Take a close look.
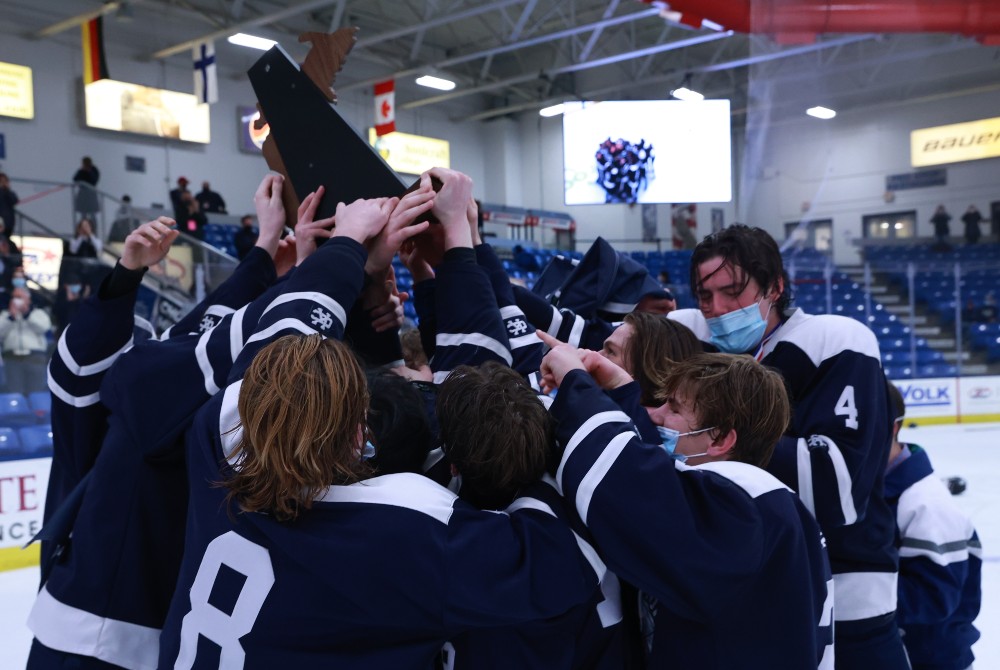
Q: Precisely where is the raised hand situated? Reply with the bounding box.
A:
[365,187,434,276]
[121,217,180,271]
[294,186,336,266]
[425,167,474,250]
[332,197,396,246]
[252,173,285,258]
[467,197,482,246]
[537,329,587,393]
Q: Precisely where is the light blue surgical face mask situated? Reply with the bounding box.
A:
[11,278,26,288]
[706,299,770,354]
[362,440,376,460]
[655,425,715,462]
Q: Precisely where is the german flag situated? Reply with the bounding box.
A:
[82,17,109,85]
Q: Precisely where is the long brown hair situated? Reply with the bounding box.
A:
[225,334,371,521]
[623,312,701,405]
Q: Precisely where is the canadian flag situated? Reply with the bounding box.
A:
[374,80,396,136]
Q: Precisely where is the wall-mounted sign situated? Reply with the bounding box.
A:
[125,155,146,173]
[0,62,34,120]
[886,169,947,191]
[367,129,449,175]
[911,116,1000,167]
[84,79,210,143]
[238,105,269,154]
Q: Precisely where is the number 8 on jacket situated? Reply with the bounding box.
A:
[175,532,275,670]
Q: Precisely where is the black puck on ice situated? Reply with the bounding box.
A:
[945,477,967,496]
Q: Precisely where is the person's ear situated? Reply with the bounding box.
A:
[769,275,785,304]
[706,428,737,459]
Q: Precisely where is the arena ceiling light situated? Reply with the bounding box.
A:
[539,103,566,117]
[671,86,705,101]
[415,75,456,91]
[227,33,277,51]
[806,106,837,119]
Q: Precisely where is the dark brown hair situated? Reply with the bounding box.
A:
[225,334,371,521]
[690,224,792,313]
[436,362,552,510]
[622,312,701,405]
[655,353,790,468]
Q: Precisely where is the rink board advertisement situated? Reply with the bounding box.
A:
[891,376,1000,425]
[0,457,49,572]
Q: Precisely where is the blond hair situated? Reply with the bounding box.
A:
[225,334,371,521]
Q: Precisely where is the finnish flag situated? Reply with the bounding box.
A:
[193,41,218,105]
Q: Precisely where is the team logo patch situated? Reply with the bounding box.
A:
[505,316,529,338]
[199,314,221,333]
[311,307,334,331]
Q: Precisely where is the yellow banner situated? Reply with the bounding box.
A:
[911,116,1000,167]
[0,62,34,120]
[368,129,450,176]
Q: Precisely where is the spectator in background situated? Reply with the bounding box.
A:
[169,176,190,224]
[233,214,257,260]
[931,204,951,249]
[961,205,982,245]
[0,286,52,393]
[884,382,981,670]
[179,192,206,241]
[195,181,227,214]
[53,271,91,337]
[109,195,142,242]
[72,156,101,226]
[0,172,18,236]
[68,218,102,258]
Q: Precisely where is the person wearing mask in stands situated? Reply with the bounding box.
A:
[0,286,51,393]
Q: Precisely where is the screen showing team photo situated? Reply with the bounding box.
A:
[562,99,732,205]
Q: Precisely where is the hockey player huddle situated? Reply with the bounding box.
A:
[27,168,980,670]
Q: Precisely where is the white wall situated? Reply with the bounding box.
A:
[741,88,1000,264]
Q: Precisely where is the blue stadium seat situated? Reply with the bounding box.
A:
[0,427,21,461]
[28,391,51,420]
[18,425,53,457]
[0,393,36,427]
